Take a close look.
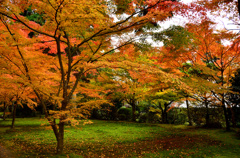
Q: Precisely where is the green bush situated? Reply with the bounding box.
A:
[146,112,155,123]
[191,107,224,126]
[91,103,113,120]
[167,109,187,125]
[138,113,148,123]
[153,113,161,123]
[175,113,187,125]
[118,114,127,120]
[117,107,132,120]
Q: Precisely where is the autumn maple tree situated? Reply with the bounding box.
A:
[151,12,240,129]
[96,44,159,121]
[0,0,189,154]
[161,19,240,130]
[0,19,38,128]
[184,20,240,130]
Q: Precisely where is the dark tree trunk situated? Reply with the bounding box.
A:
[35,92,66,155]
[205,99,210,126]
[127,97,137,122]
[161,110,165,123]
[220,69,230,131]
[223,105,230,131]
[41,103,45,115]
[161,104,168,124]
[55,99,68,154]
[159,102,171,124]
[222,96,230,131]
[162,111,168,124]
[11,102,17,129]
[131,102,136,122]
[186,97,192,126]
[231,106,236,128]
[164,103,169,123]
[56,121,64,154]
[159,103,165,123]
[3,102,7,120]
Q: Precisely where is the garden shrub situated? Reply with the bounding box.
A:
[118,114,127,120]
[146,111,155,123]
[152,113,161,123]
[91,103,113,120]
[167,109,187,125]
[138,113,148,123]
[175,113,187,125]
[117,107,132,120]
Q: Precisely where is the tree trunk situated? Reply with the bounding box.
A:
[56,121,64,154]
[41,103,45,115]
[186,98,192,126]
[223,105,230,131]
[131,102,136,122]
[11,102,17,129]
[205,99,210,126]
[3,102,7,120]
[159,103,165,123]
[162,108,168,124]
[159,102,169,124]
[220,69,230,131]
[162,111,168,124]
[164,103,168,124]
[222,97,230,131]
[35,92,65,154]
[56,99,67,154]
[231,106,236,128]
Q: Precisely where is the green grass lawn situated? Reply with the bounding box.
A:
[0,118,240,158]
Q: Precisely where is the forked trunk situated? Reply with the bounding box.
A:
[159,103,168,124]
[36,93,66,154]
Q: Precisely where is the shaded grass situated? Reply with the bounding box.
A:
[0,118,240,158]
[0,117,48,127]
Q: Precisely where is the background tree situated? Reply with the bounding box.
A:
[227,68,240,127]
[148,90,182,123]
[185,20,240,130]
